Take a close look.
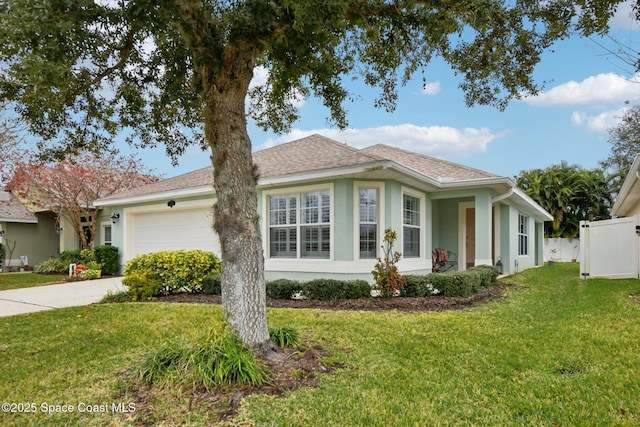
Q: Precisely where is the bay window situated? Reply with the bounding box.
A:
[269,189,331,259]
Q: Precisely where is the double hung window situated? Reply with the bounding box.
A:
[359,188,378,259]
[403,194,421,258]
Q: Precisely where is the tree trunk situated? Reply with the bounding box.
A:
[201,52,272,356]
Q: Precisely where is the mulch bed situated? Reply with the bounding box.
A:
[153,281,516,312]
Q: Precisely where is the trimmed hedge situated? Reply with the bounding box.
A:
[303,279,372,300]
[402,265,499,298]
[266,279,303,299]
[124,250,221,295]
[202,273,221,295]
[401,275,439,297]
[264,278,371,300]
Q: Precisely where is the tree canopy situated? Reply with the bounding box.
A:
[600,104,640,197]
[4,151,158,249]
[0,0,627,353]
[516,162,612,238]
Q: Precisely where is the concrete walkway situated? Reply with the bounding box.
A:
[0,276,126,317]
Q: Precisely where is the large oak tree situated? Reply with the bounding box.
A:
[0,0,625,355]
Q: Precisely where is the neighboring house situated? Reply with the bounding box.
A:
[0,191,57,269]
[611,153,640,218]
[95,134,552,280]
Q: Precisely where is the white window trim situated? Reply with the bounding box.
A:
[263,183,334,261]
[100,221,112,246]
[353,182,385,261]
[518,212,529,256]
[400,186,425,260]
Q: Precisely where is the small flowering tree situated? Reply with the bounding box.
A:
[372,228,406,298]
[4,151,158,249]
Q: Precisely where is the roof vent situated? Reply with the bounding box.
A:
[0,192,10,201]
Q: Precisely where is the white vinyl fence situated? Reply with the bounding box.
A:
[579,216,640,279]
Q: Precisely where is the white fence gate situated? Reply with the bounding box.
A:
[579,216,640,279]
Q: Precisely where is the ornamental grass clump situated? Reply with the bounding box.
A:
[269,326,300,348]
[138,326,270,391]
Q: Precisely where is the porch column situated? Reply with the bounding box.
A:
[475,190,493,266]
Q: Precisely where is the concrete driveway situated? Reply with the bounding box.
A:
[0,276,126,317]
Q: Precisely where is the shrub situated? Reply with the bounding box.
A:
[35,258,68,274]
[429,271,475,297]
[269,326,300,348]
[468,265,499,287]
[402,275,440,297]
[201,273,221,295]
[59,250,83,264]
[122,271,164,301]
[372,228,406,297]
[303,279,371,300]
[124,250,221,294]
[139,327,270,390]
[94,245,120,275]
[266,279,303,300]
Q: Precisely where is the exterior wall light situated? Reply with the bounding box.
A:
[110,213,120,224]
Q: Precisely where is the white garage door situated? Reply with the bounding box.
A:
[133,208,221,256]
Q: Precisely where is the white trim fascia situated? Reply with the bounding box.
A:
[511,188,553,221]
[612,153,640,216]
[438,176,514,189]
[95,186,215,207]
[0,217,38,224]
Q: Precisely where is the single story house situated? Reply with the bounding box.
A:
[95,134,552,281]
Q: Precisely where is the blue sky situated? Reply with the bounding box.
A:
[135,2,640,180]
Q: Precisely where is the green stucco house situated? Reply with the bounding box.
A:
[96,134,552,280]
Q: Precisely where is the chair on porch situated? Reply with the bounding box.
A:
[432,248,457,272]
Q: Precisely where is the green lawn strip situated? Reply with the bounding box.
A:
[238,264,640,426]
[2,264,640,426]
[0,273,68,291]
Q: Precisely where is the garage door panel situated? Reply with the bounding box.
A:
[133,208,220,256]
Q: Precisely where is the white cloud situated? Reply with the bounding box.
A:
[521,73,640,107]
[257,124,509,158]
[571,106,630,134]
[421,82,441,96]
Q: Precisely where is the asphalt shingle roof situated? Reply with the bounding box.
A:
[100,134,502,201]
[360,144,497,181]
[0,192,37,222]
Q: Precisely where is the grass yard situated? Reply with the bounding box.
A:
[1,263,640,426]
[0,273,68,291]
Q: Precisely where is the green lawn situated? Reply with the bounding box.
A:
[1,263,640,426]
[0,273,68,291]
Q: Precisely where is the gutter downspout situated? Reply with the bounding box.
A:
[491,187,514,204]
